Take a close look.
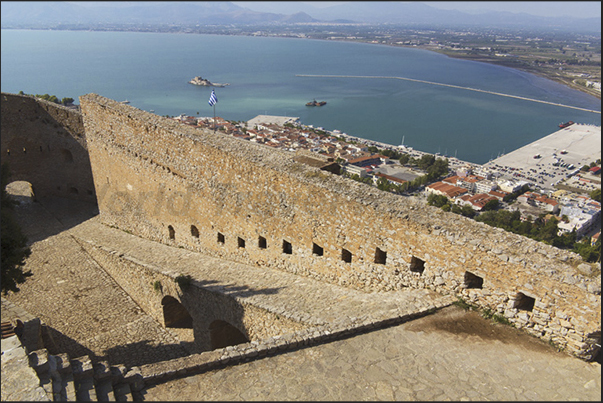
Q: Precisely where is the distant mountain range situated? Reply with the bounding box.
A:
[1,1,600,32]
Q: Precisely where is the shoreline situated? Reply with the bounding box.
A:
[410,47,601,101]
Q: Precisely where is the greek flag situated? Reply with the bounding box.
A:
[208,90,218,107]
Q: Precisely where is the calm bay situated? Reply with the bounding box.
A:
[1,29,600,164]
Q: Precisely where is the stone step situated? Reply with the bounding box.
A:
[28,349,54,398]
[112,382,133,402]
[94,361,116,402]
[48,354,64,401]
[41,352,75,401]
[25,348,138,402]
[70,355,98,401]
[71,355,94,381]
[28,348,50,375]
[94,378,117,402]
[75,377,98,401]
[1,321,16,338]
[61,371,77,401]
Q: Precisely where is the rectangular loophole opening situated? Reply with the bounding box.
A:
[312,243,324,256]
[341,248,352,263]
[238,237,246,248]
[258,236,267,249]
[217,232,225,244]
[409,256,425,274]
[374,248,387,265]
[464,271,483,289]
[282,240,292,255]
[514,292,535,312]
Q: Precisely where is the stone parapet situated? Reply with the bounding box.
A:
[78,93,600,360]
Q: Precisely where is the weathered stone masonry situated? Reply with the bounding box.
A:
[1,93,96,203]
[76,237,310,353]
[1,92,599,361]
[77,94,600,360]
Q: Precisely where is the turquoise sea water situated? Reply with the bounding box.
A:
[1,29,600,164]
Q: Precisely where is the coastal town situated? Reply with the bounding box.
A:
[171,112,601,247]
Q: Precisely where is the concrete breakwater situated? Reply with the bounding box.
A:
[296,74,602,114]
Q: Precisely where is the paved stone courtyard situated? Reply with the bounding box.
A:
[142,307,601,401]
[3,196,601,401]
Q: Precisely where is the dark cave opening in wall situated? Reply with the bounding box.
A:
[410,256,425,274]
[375,247,387,264]
[209,320,249,350]
[312,242,324,256]
[162,295,193,329]
[191,225,200,238]
[342,248,352,263]
[464,271,484,289]
[514,292,535,312]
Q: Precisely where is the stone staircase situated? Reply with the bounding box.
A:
[28,349,144,401]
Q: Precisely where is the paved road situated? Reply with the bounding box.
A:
[142,306,601,401]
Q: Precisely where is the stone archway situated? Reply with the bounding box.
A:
[5,180,36,205]
[161,295,193,328]
[209,320,249,350]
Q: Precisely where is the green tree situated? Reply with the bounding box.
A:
[376,176,394,192]
[589,188,601,203]
[427,193,449,208]
[573,237,600,263]
[399,154,410,165]
[417,154,435,170]
[459,204,476,218]
[1,164,32,295]
[482,199,500,211]
[553,229,576,249]
[536,217,559,244]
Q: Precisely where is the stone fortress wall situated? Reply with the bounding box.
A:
[0,93,96,203]
[1,92,599,361]
[78,94,600,360]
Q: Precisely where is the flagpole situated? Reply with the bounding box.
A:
[208,88,218,132]
[213,87,217,132]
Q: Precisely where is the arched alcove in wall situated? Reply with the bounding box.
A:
[209,319,249,350]
[161,295,193,328]
[4,180,36,205]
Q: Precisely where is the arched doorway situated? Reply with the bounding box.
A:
[5,180,36,205]
[209,320,249,350]
[161,296,193,328]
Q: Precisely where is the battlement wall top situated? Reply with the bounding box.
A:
[79,93,591,281]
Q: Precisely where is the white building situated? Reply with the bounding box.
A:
[344,164,369,178]
[497,180,522,193]
[558,198,601,238]
[474,180,498,195]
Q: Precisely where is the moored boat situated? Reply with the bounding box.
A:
[306,99,327,106]
[559,121,574,128]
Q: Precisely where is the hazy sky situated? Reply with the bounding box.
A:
[423,1,601,19]
[237,1,601,19]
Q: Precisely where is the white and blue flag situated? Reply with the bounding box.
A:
[208,90,218,107]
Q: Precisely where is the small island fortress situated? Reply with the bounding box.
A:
[188,76,229,87]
